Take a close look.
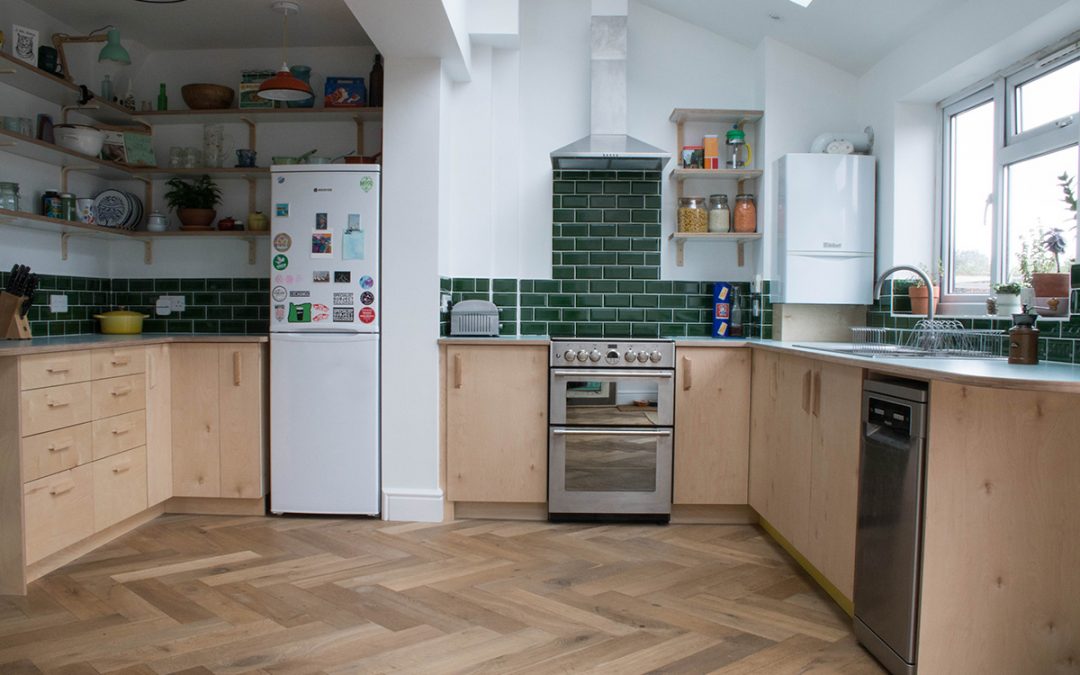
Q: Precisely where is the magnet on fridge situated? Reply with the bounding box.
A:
[343,228,364,260]
[275,203,289,217]
[315,213,328,230]
[311,231,332,258]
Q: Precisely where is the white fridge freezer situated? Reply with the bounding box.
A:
[773,154,876,305]
[269,165,380,515]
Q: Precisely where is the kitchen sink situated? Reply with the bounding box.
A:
[794,342,1005,360]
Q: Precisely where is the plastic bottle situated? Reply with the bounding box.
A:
[157,83,168,111]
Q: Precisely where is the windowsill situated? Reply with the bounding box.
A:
[890,308,1069,322]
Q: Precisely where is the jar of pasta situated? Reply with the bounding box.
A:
[733,193,756,233]
[677,196,708,233]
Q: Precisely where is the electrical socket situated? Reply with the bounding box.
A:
[49,294,68,313]
[157,295,185,313]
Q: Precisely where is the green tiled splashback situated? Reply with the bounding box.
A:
[0,271,268,337]
[866,263,1080,365]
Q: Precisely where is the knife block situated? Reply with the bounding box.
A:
[0,291,31,340]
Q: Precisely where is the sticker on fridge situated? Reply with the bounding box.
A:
[333,292,354,305]
[358,307,376,324]
[361,291,375,306]
[273,233,292,252]
[333,307,354,322]
[334,271,351,283]
[311,304,330,322]
[274,305,286,322]
[359,176,374,193]
[343,215,364,260]
[313,270,330,283]
[272,254,289,270]
[288,290,310,298]
[275,203,289,217]
[315,213,328,230]
[288,302,311,322]
[359,275,374,289]
[271,286,287,302]
[311,231,332,258]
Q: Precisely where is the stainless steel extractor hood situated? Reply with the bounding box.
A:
[550,13,669,171]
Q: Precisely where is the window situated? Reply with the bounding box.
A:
[941,42,1078,299]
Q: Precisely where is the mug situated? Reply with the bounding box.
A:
[2,116,19,133]
[236,148,256,168]
[76,198,95,224]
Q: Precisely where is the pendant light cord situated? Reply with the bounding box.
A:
[281,10,289,67]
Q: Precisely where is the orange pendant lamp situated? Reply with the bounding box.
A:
[258,1,313,102]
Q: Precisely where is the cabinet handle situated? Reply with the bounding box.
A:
[812,370,821,417]
[45,397,70,408]
[49,479,75,496]
[802,370,812,414]
[681,356,692,391]
[112,460,132,474]
[111,423,133,436]
[233,351,242,386]
[46,365,70,374]
[148,353,155,390]
[47,439,73,453]
[111,385,133,397]
[111,356,130,366]
[453,353,463,389]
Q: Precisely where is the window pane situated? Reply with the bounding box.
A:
[949,101,995,293]
[1006,145,1078,284]
[1015,59,1079,134]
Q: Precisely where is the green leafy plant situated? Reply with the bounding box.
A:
[910,260,943,288]
[991,282,1022,295]
[1040,227,1068,272]
[1059,172,1077,214]
[1016,233,1056,285]
[164,175,222,211]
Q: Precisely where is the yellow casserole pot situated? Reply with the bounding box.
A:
[94,310,149,334]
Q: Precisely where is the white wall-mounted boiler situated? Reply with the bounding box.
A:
[773,154,876,304]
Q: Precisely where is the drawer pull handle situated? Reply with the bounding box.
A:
[46,366,70,374]
[49,480,75,496]
[45,398,70,408]
[47,440,73,453]
[111,424,133,435]
[111,356,130,366]
[233,351,242,386]
[112,461,132,474]
[111,385,133,397]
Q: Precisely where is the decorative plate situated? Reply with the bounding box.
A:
[92,189,131,228]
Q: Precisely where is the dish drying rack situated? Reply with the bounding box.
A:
[850,320,1007,358]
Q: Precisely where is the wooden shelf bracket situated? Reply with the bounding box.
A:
[245,237,258,265]
[60,232,70,261]
[143,240,153,265]
[241,118,256,152]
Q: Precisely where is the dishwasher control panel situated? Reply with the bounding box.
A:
[867,397,912,435]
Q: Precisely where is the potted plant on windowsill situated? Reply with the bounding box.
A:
[164,175,222,231]
[991,281,1023,315]
[907,261,941,316]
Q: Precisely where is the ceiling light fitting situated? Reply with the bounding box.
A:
[788,0,813,6]
[258,1,314,103]
[51,25,131,84]
[134,0,187,3]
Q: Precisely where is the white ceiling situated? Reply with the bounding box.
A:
[31,0,372,50]
[636,0,967,75]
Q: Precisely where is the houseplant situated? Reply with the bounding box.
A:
[164,174,222,230]
[1029,227,1070,301]
[907,261,942,316]
[991,281,1023,315]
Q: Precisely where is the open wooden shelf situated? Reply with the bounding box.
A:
[672,168,763,182]
[133,107,383,125]
[135,166,271,180]
[669,108,763,125]
[0,129,145,181]
[668,232,762,267]
[0,53,136,126]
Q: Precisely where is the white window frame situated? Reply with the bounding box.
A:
[938,39,1079,308]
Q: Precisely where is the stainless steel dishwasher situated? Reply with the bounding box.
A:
[853,378,929,675]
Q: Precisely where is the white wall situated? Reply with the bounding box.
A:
[857,0,1080,272]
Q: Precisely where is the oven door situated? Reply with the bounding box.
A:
[549,368,674,427]
[548,427,673,516]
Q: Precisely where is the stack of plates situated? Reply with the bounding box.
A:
[92,189,143,231]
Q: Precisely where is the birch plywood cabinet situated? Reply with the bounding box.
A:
[443,345,548,503]
[171,343,267,500]
[673,347,750,504]
[749,350,862,601]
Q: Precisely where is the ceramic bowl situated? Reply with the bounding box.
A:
[181,83,235,110]
[53,124,105,156]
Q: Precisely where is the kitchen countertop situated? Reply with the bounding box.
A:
[0,333,269,357]
[438,335,1080,393]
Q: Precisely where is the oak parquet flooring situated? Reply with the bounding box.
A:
[0,515,884,673]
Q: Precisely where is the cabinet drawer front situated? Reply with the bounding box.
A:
[91,348,146,380]
[20,382,93,436]
[92,446,148,532]
[23,464,94,564]
[92,410,147,461]
[91,375,146,420]
[19,351,92,390]
[21,423,93,483]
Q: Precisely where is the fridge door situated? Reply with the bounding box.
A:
[778,154,875,254]
[270,166,380,333]
[270,332,379,515]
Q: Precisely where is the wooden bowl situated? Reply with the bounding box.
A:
[181,84,235,110]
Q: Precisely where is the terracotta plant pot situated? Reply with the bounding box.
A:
[177,208,216,230]
[908,284,940,316]
[1031,273,1070,299]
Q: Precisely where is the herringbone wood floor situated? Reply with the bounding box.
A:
[0,515,885,674]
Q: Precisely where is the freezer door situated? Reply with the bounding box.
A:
[778,154,875,254]
[270,333,379,515]
[270,167,380,333]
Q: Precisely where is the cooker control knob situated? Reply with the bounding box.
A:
[636,351,649,363]
[563,349,576,361]
[576,349,589,362]
[625,350,636,363]
[606,349,620,364]
[589,349,602,362]
[649,350,663,363]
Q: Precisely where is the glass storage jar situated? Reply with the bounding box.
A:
[707,194,730,233]
[59,193,77,221]
[733,193,757,233]
[677,196,708,233]
[0,182,20,211]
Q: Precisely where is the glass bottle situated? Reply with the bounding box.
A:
[707,194,730,233]
[157,83,168,111]
[368,54,384,107]
[733,193,757,233]
[0,182,20,211]
[101,74,113,102]
[677,196,708,233]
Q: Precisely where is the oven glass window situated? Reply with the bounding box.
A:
[563,379,661,427]
[564,433,657,492]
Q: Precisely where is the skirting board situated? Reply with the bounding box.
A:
[452,502,548,521]
[382,487,445,522]
[448,503,757,524]
[166,496,266,516]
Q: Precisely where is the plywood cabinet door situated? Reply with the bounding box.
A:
[170,344,221,497]
[445,345,548,503]
[806,360,863,599]
[749,351,814,551]
[218,344,267,499]
[673,347,750,504]
[145,344,172,506]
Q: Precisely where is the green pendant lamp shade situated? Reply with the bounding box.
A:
[98,28,131,65]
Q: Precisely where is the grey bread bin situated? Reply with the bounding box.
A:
[450,299,500,336]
